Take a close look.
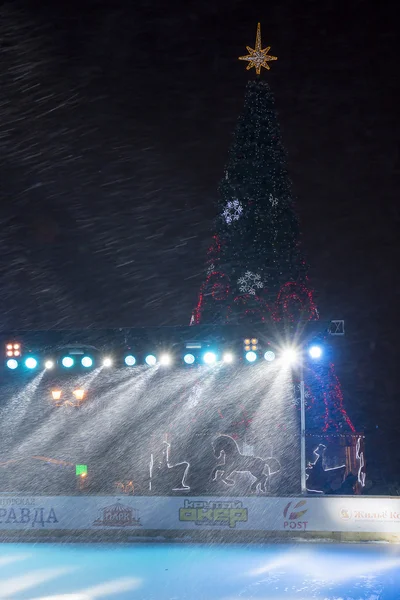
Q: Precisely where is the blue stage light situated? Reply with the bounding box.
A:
[25,357,38,369]
[124,355,136,366]
[184,353,195,365]
[264,350,276,362]
[203,352,217,365]
[245,351,257,363]
[145,354,157,366]
[62,356,74,368]
[309,345,323,359]
[81,356,93,368]
[6,359,18,370]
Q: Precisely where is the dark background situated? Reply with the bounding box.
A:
[0,0,398,487]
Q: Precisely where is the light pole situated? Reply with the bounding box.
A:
[300,358,307,494]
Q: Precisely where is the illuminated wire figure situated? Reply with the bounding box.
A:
[211,435,280,493]
[149,440,190,493]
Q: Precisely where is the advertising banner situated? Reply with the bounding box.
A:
[0,495,399,534]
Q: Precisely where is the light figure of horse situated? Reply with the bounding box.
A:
[211,435,280,493]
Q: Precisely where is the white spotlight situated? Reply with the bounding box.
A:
[245,351,257,363]
[145,354,157,366]
[45,360,55,370]
[184,353,195,365]
[62,356,74,368]
[223,352,234,364]
[159,354,172,366]
[281,348,298,365]
[81,356,93,368]
[264,350,276,362]
[124,355,136,366]
[102,357,112,367]
[203,351,217,365]
[25,357,38,369]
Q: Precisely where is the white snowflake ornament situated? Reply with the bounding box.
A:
[269,194,278,207]
[237,271,264,295]
[206,263,215,276]
[223,199,243,224]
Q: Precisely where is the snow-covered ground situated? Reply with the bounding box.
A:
[0,541,399,599]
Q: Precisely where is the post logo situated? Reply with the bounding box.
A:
[283,500,308,530]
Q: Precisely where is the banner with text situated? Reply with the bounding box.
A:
[0,495,399,533]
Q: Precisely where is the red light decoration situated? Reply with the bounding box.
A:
[273,281,318,322]
[308,364,355,433]
[211,274,230,301]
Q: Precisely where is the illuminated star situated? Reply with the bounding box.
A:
[239,22,277,75]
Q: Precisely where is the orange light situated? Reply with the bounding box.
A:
[251,338,258,344]
[73,389,85,401]
[245,345,250,351]
[6,342,21,357]
[51,390,62,401]
[251,345,257,351]
[244,339,250,345]
[80,472,87,478]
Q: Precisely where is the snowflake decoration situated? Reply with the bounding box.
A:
[269,194,278,207]
[237,271,264,295]
[223,199,243,224]
[206,263,215,276]
[292,383,312,407]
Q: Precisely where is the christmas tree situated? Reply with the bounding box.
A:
[192,26,317,326]
[192,24,355,436]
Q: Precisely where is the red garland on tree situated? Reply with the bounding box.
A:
[190,77,355,433]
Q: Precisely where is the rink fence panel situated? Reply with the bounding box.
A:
[0,495,399,534]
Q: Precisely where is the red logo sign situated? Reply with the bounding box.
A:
[283,500,308,530]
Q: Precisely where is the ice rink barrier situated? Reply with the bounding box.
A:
[0,495,399,539]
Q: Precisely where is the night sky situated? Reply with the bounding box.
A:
[1,1,398,482]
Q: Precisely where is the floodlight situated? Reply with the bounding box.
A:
[61,356,74,368]
[25,357,38,369]
[264,350,276,362]
[309,345,323,359]
[245,351,257,363]
[184,353,195,365]
[159,354,172,366]
[203,351,217,365]
[6,359,18,370]
[124,355,136,366]
[223,352,234,364]
[81,356,93,368]
[281,348,298,365]
[145,355,157,366]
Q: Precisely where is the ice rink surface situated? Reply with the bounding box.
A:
[0,541,399,599]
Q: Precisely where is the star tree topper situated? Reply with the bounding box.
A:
[239,23,277,75]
